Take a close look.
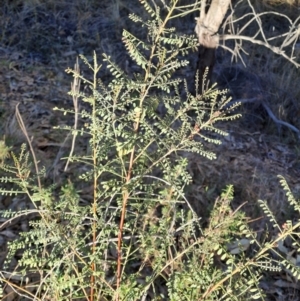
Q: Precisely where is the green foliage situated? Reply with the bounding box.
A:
[0,1,300,301]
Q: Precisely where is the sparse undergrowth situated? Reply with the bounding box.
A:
[0,1,300,301]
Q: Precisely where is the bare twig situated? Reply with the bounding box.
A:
[64,57,81,172]
[221,34,300,68]
[261,101,300,138]
[224,97,300,138]
[218,0,300,68]
[15,104,41,190]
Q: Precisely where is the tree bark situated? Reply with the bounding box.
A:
[195,0,231,93]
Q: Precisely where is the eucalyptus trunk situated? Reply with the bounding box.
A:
[195,0,231,92]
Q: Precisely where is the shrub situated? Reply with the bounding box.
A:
[0,1,300,301]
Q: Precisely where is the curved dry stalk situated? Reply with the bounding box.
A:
[64,57,81,172]
[15,103,41,190]
[224,97,300,137]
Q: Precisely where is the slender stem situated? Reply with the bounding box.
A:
[116,146,136,300]
[64,57,80,172]
[15,103,41,190]
[90,53,99,301]
[115,3,179,299]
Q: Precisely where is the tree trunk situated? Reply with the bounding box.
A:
[196,45,215,93]
[195,0,231,93]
